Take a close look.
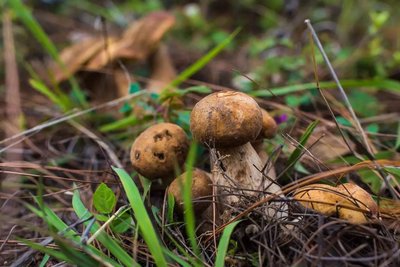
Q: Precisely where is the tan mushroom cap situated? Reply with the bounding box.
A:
[130,123,189,181]
[168,169,213,212]
[337,183,378,214]
[259,109,277,139]
[294,183,378,224]
[190,91,262,148]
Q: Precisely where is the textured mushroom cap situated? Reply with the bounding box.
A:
[259,109,277,139]
[168,169,213,212]
[337,183,378,214]
[190,91,262,147]
[294,184,339,215]
[294,183,377,224]
[130,123,189,181]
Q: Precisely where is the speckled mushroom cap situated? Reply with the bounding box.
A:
[190,91,263,148]
[168,169,213,212]
[130,123,189,181]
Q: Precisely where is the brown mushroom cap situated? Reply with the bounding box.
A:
[259,109,277,139]
[130,123,189,181]
[168,169,213,212]
[190,91,263,147]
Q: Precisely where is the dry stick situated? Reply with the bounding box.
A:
[9,215,94,267]
[69,121,123,168]
[307,25,358,160]
[304,19,373,155]
[0,91,146,153]
[305,19,398,200]
[2,10,23,192]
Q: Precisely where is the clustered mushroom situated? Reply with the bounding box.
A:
[129,90,378,226]
[130,122,189,186]
[190,91,285,217]
[129,91,284,220]
[167,169,213,212]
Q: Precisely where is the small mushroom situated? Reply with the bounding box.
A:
[168,169,213,212]
[251,108,278,178]
[190,91,284,216]
[130,122,189,185]
[258,108,278,140]
[294,183,378,224]
[337,183,378,221]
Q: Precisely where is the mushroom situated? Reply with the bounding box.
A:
[337,183,378,222]
[259,108,278,140]
[293,183,378,224]
[130,122,189,186]
[168,169,213,212]
[190,91,285,216]
[251,108,278,178]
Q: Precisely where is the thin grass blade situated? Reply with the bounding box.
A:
[162,28,240,96]
[285,120,319,175]
[112,167,168,267]
[250,79,400,97]
[72,189,138,267]
[182,143,201,260]
[215,220,241,267]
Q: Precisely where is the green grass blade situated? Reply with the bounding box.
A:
[38,254,50,267]
[112,167,168,267]
[72,189,138,267]
[215,220,241,267]
[53,239,100,267]
[396,122,400,150]
[8,0,59,62]
[250,79,400,97]
[167,193,175,223]
[99,115,139,132]
[29,79,69,111]
[162,248,192,267]
[285,120,319,175]
[21,237,101,267]
[20,239,70,263]
[182,143,201,260]
[161,28,240,98]
[26,200,77,238]
[25,200,122,266]
[8,0,87,107]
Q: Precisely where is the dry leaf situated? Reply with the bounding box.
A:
[45,11,175,87]
[51,37,115,82]
[86,11,175,70]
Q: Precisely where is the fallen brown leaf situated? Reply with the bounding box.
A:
[52,37,115,82]
[86,11,175,70]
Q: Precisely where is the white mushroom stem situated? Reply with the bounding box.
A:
[211,142,285,218]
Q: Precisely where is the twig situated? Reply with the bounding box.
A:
[0,225,17,252]
[304,19,373,156]
[69,121,123,168]
[0,91,145,154]
[86,205,129,244]
[304,19,398,199]
[2,9,23,196]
